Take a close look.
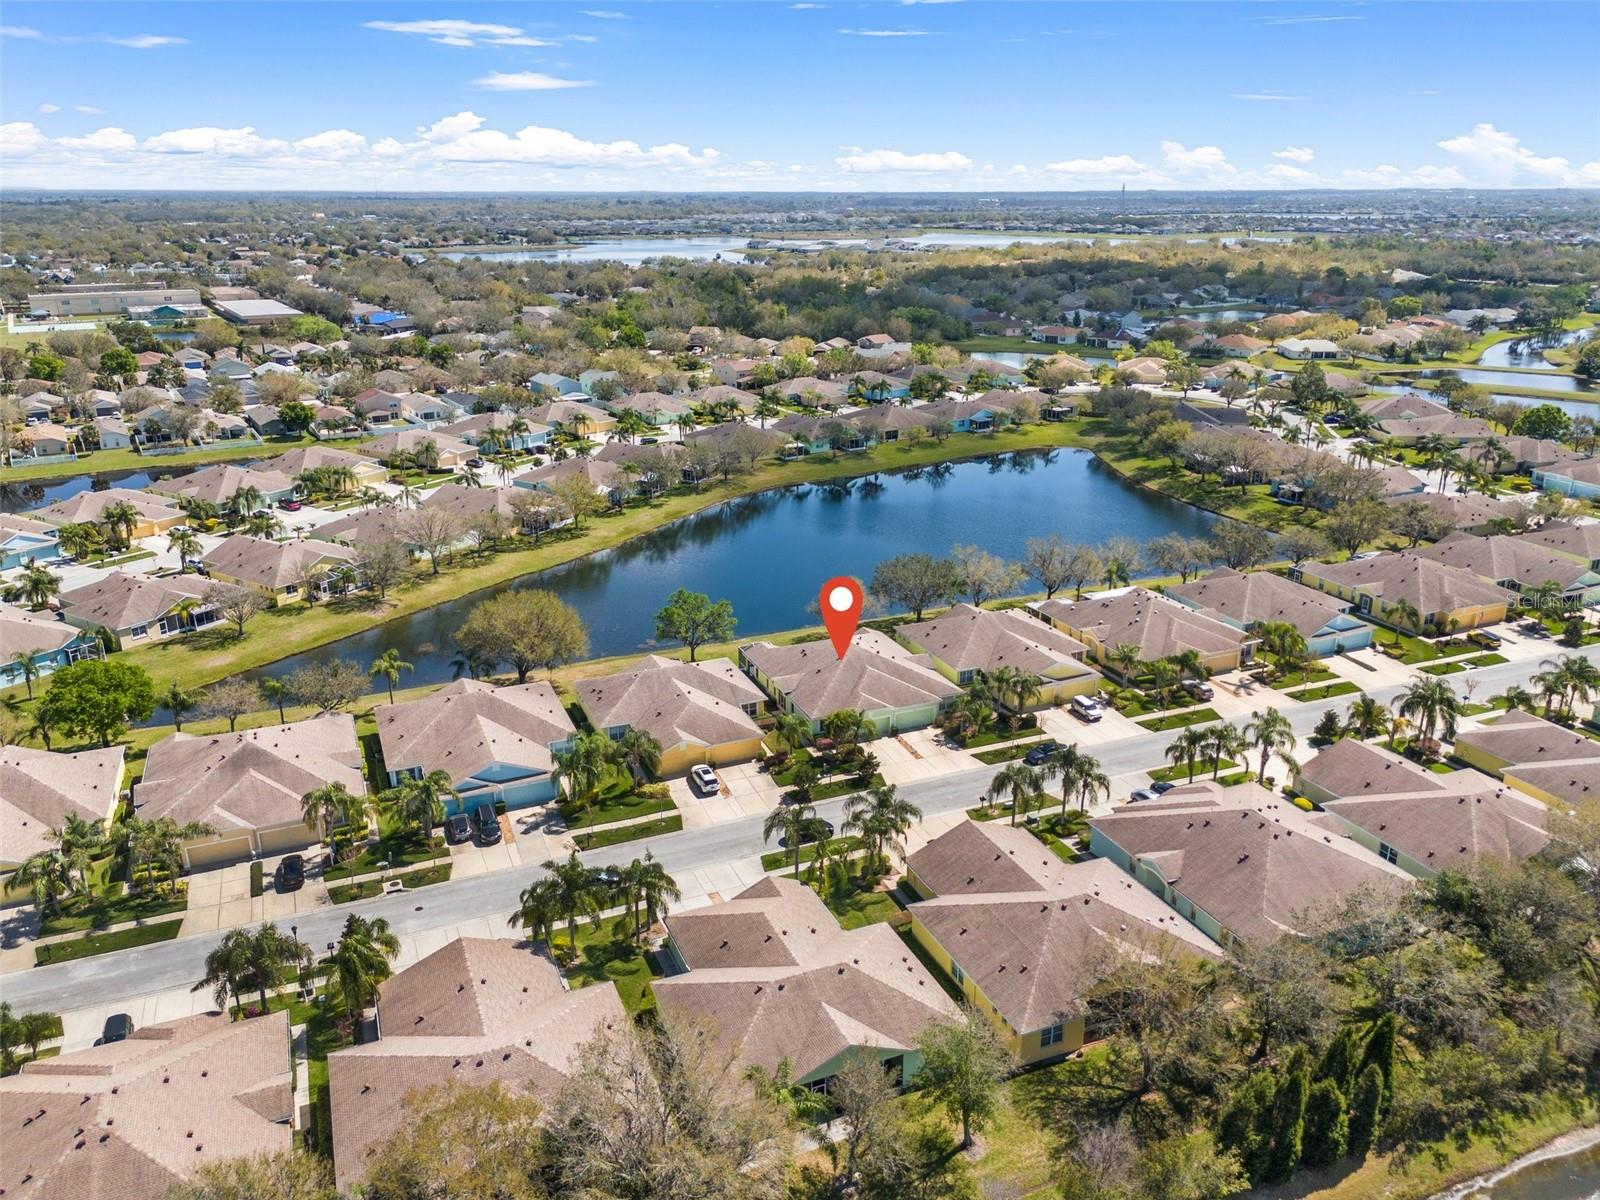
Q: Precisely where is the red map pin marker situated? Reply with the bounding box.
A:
[820,577,863,660]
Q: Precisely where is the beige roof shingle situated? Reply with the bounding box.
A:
[740,629,961,720]
[1166,568,1354,639]
[58,570,210,632]
[1454,708,1600,806]
[328,938,624,1192]
[377,679,574,788]
[0,1011,292,1200]
[0,606,83,660]
[576,654,764,750]
[135,713,363,834]
[201,534,357,591]
[1032,588,1250,662]
[898,603,1091,678]
[0,744,124,866]
[1305,552,1516,616]
[35,487,181,529]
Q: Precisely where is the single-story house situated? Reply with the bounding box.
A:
[1453,707,1600,809]
[525,399,616,434]
[529,372,583,397]
[1515,521,1600,571]
[739,629,963,736]
[1276,338,1342,360]
[1031,588,1255,676]
[0,605,103,686]
[1031,325,1083,345]
[1165,567,1374,657]
[268,445,388,489]
[1413,531,1600,608]
[1292,552,1516,633]
[150,463,299,508]
[1088,780,1414,945]
[58,570,216,643]
[16,421,76,458]
[0,1010,292,1200]
[93,415,134,449]
[1377,413,1495,446]
[357,428,477,470]
[377,680,575,810]
[200,534,359,601]
[654,876,956,1091]
[327,938,624,1193]
[576,654,768,776]
[615,391,693,427]
[438,411,551,452]
[134,713,365,869]
[516,455,629,500]
[0,512,60,570]
[0,743,125,875]
[1213,333,1269,358]
[905,820,1220,1063]
[1294,737,1549,877]
[897,603,1099,704]
[1531,457,1600,501]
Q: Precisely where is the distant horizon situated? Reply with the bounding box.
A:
[4,186,1599,199]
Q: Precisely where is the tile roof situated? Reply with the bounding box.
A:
[377,679,574,787]
[328,939,624,1192]
[740,629,962,720]
[576,655,764,750]
[0,1011,292,1200]
[135,713,363,834]
[654,878,955,1080]
[1089,781,1414,941]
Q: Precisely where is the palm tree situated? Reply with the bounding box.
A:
[55,522,102,561]
[13,848,74,914]
[1255,621,1309,680]
[512,876,561,947]
[1203,722,1247,780]
[168,528,201,571]
[554,730,616,821]
[368,648,414,703]
[1148,658,1181,709]
[987,762,1044,826]
[230,485,265,521]
[163,683,197,731]
[193,928,254,1012]
[1522,579,1563,619]
[1172,649,1212,687]
[764,801,819,875]
[385,769,456,841]
[1494,684,1533,714]
[1065,753,1111,814]
[101,501,139,550]
[820,708,876,754]
[8,651,40,700]
[1244,708,1297,782]
[841,783,922,875]
[1107,643,1142,684]
[771,712,813,756]
[301,782,369,846]
[633,851,680,936]
[612,728,663,783]
[329,914,400,1020]
[982,665,1042,727]
[541,852,607,955]
[1383,598,1423,644]
[1165,726,1210,783]
[1394,676,1463,756]
[261,677,290,723]
[16,563,60,610]
[1344,696,1390,741]
[243,923,311,1012]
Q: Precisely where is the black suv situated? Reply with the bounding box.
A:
[473,802,502,846]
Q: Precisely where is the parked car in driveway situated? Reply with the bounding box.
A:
[689,764,720,795]
[1468,629,1502,650]
[101,1013,133,1044]
[444,813,472,845]
[278,498,302,511]
[1129,787,1160,802]
[473,802,502,846]
[274,853,305,892]
[1182,679,1214,701]
[1070,695,1104,722]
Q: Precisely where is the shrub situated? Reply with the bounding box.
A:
[249,861,264,898]
[635,782,671,800]
[1290,795,1314,812]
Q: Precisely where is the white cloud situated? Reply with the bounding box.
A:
[1230,91,1301,102]
[294,129,369,157]
[0,122,49,156]
[1257,14,1362,25]
[579,10,629,18]
[1043,154,1147,175]
[789,3,826,7]
[899,0,962,4]
[1161,140,1234,174]
[363,19,555,48]
[1340,163,1468,187]
[100,34,188,48]
[835,148,972,172]
[837,27,930,36]
[75,105,104,114]
[1435,122,1573,183]
[566,34,600,42]
[1410,89,1439,96]
[472,71,593,91]
[1273,146,1315,163]
[1262,163,1319,183]
[58,127,138,151]
[0,25,45,38]
[144,126,289,156]
[37,102,60,114]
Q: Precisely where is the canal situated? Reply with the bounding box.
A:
[249,448,1220,687]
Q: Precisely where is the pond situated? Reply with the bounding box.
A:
[1365,383,1600,421]
[1420,367,1596,395]
[250,448,1220,688]
[1438,1139,1600,1200]
[1477,328,1593,369]
[0,463,214,515]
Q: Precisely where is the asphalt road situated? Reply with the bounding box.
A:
[5,633,1593,1015]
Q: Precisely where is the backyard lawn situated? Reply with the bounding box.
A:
[564,920,660,1016]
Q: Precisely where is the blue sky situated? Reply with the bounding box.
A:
[2,1,1596,190]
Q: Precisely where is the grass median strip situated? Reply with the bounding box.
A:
[1137,707,1221,733]
[35,919,184,965]
[326,862,452,905]
[1286,680,1361,701]
[573,814,684,852]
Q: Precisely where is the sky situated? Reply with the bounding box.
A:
[2,1,1597,192]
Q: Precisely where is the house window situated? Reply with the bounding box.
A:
[130,623,148,638]
[950,961,965,986]
[1378,843,1399,864]
[957,669,977,685]
[1041,1024,1064,1048]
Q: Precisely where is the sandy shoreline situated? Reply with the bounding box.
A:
[1431,1125,1600,1199]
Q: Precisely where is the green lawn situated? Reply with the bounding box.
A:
[1149,758,1237,783]
[37,885,187,937]
[322,832,446,881]
[35,919,183,965]
[973,742,1045,765]
[559,778,676,830]
[1,433,341,483]
[1137,707,1221,732]
[1286,680,1361,701]
[1419,652,1509,676]
[326,862,451,905]
[960,721,1043,750]
[760,834,862,872]
[573,813,683,852]
[1266,666,1337,690]
[799,871,903,930]
[563,920,659,1016]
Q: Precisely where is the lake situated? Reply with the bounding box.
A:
[1365,383,1600,421]
[1439,1139,1600,1200]
[249,448,1219,688]
[1477,328,1594,369]
[1421,367,1596,395]
[1,463,213,515]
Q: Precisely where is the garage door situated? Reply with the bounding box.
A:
[186,836,253,870]
[257,825,315,855]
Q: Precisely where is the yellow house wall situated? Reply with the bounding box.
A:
[657,736,766,777]
[1452,741,1511,776]
[1498,769,1564,810]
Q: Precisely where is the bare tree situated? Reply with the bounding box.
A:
[354,539,412,599]
[401,508,462,575]
[287,659,368,713]
[203,582,264,637]
[202,676,264,732]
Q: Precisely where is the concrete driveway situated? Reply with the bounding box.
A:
[675,761,783,829]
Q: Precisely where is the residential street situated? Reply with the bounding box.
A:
[6,634,1594,1023]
